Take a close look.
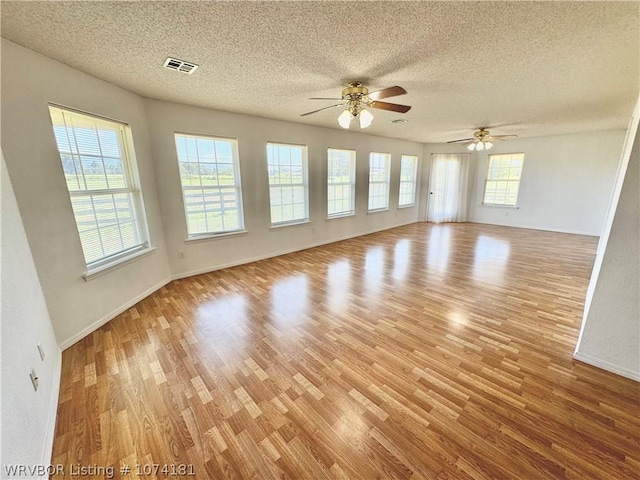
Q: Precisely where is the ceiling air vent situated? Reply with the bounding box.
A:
[163,57,199,74]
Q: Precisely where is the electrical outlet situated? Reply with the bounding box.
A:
[30,369,39,391]
[178,249,186,259]
[37,343,45,361]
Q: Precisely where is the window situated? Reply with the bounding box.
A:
[327,148,356,217]
[48,105,148,268]
[483,153,525,206]
[266,143,309,225]
[174,133,244,236]
[398,155,418,207]
[368,152,391,211]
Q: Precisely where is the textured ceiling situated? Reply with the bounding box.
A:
[1,1,638,143]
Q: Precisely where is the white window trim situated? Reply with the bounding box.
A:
[368,152,391,212]
[327,148,357,218]
[398,154,418,208]
[266,142,310,227]
[326,212,356,220]
[184,229,249,243]
[481,152,525,207]
[367,208,389,215]
[480,204,521,209]
[269,219,312,230]
[174,132,245,237]
[48,104,151,271]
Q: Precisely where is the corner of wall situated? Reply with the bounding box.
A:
[574,95,640,381]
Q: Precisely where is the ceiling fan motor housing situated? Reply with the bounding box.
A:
[475,129,490,140]
[342,82,369,99]
[342,83,371,115]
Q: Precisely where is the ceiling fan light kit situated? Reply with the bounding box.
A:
[449,128,517,151]
[302,82,411,130]
[467,140,493,151]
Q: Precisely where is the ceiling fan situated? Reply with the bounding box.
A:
[447,128,518,151]
[300,82,411,129]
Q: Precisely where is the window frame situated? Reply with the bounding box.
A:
[367,152,391,212]
[327,148,357,219]
[398,154,418,208]
[48,104,151,273]
[266,142,310,227]
[173,132,246,239]
[482,152,525,207]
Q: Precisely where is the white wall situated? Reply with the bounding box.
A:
[574,99,639,381]
[1,153,61,473]
[144,100,423,278]
[466,131,625,236]
[1,39,172,348]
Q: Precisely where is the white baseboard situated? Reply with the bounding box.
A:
[41,347,62,468]
[467,221,599,237]
[171,221,417,281]
[59,278,172,350]
[573,351,640,382]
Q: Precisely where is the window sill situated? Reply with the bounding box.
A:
[397,203,416,209]
[84,246,156,282]
[367,208,389,214]
[269,220,311,230]
[480,204,520,209]
[185,230,249,244]
[327,212,356,220]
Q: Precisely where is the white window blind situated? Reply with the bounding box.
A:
[399,155,418,207]
[368,152,391,211]
[327,148,356,217]
[48,106,148,267]
[174,133,244,236]
[483,153,525,206]
[267,143,309,225]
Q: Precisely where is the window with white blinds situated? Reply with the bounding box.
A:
[267,143,309,225]
[174,133,244,236]
[48,106,148,268]
[368,152,391,211]
[483,153,525,206]
[398,155,418,207]
[327,148,356,217]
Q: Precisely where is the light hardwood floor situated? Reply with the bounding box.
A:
[52,223,639,479]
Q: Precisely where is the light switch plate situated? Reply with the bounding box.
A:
[37,343,45,361]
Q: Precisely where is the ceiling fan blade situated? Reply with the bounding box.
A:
[308,97,343,100]
[490,134,518,139]
[446,138,474,143]
[371,101,411,113]
[367,86,407,101]
[300,103,345,117]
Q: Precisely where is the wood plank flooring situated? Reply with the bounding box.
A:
[51,223,640,479]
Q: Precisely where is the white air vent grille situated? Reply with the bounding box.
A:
[163,57,199,74]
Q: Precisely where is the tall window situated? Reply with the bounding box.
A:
[174,133,244,236]
[267,143,309,225]
[398,155,418,207]
[483,153,525,206]
[368,152,391,211]
[48,105,148,267]
[327,148,356,217]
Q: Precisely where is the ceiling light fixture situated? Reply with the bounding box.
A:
[467,140,493,151]
[338,104,374,129]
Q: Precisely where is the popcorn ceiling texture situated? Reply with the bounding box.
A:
[1,1,637,143]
